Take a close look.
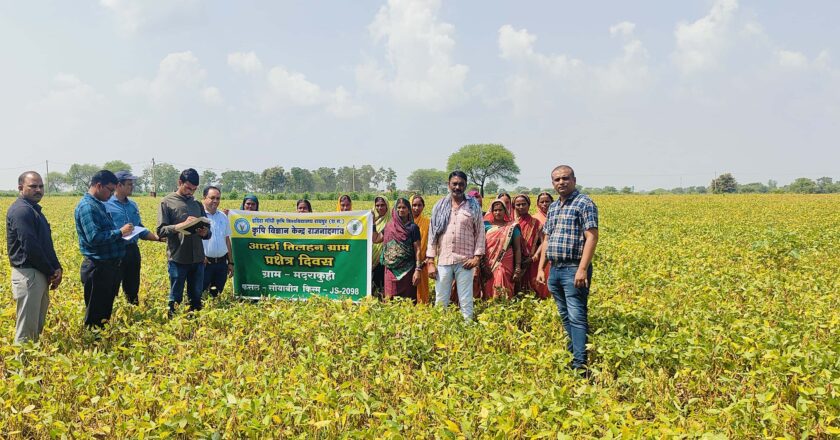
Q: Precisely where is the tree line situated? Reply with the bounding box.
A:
[35,148,838,196]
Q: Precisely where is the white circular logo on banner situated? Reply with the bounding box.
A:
[346,219,363,236]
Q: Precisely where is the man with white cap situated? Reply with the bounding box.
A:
[105,170,161,305]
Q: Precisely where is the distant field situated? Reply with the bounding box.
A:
[1,195,838,437]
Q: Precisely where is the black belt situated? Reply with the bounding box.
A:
[206,254,228,264]
[551,259,581,267]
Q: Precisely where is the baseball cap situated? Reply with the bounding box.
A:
[114,170,138,181]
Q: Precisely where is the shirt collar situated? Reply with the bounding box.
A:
[18,196,42,212]
[560,190,580,206]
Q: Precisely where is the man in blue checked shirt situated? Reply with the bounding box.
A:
[105,171,162,306]
[537,165,599,376]
[75,170,134,328]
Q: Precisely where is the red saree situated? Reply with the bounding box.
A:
[482,222,520,299]
[517,214,547,298]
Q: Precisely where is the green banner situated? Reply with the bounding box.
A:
[228,210,372,301]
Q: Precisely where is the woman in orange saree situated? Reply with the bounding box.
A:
[533,192,553,224]
[337,194,352,212]
[531,192,553,299]
[513,194,549,298]
[411,194,432,304]
[483,192,512,222]
[482,199,522,299]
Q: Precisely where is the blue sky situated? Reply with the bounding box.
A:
[1,0,838,190]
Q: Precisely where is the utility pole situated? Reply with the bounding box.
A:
[151,157,157,197]
[45,160,49,193]
[352,165,356,193]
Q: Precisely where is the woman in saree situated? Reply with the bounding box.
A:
[296,199,312,213]
[513,194,548,298]
[482,199,522,299]
[241,194,259,211]
[375,198,422,301]
[484,192,512,222]
[533,192,553,225]
[411,194,433,304]
[531,192,553,299]
[337,194,352,212]
[370,196,390,296]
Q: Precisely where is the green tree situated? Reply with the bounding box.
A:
[139,162,180,194]
[313,167,336,192]
[815,177,834,193]
[220,170,258,193]
[356,165,376,192]
[484,181,499,194]
[787,177,818,193]
[260,166,286,193]
[287,167,314,193]
[407,169,448,195]
[447,144,519,196]
[374,167,397,192]
[738,182,768,193]
[710,173,737,194]
[202,170,219,187]
[103,160,132,174]
[621,186,633,194]
[65,163,100,192]
[46,172,67,193]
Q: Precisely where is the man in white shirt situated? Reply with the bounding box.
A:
[201,186,232,297]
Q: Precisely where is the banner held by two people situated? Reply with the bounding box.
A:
[229,210,372,301]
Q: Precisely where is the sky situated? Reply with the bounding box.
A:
[1,0,838,191]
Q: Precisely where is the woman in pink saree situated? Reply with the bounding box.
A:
[482,199,522,299]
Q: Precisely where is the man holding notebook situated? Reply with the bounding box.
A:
[157,168,212,317]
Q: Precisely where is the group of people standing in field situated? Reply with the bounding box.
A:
[7,164,598,373]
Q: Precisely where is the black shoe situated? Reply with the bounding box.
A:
[167,301,176,319]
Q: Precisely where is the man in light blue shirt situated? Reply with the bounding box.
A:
[201,186,232,297]
[105,171,162,305]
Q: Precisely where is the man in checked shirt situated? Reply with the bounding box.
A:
[425,171,485,321]
[537,165,599,376]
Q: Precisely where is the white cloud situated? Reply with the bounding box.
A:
[672,0,739,74]
[356,0,469,110]
[596,24,651,94]
[99,0,204,34]
[498,25,583,76]
[497,23,650,111]
[201,86,222,105]
[268,67,324,106]
[777,50,809,68]
[610,21,636,37]
[326,87,366,118]
[230,52,365,117]
[227,51,263,74]
[27,74,106,117]
[119,51,222,105]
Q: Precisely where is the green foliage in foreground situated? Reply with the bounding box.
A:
[0,195,838,438]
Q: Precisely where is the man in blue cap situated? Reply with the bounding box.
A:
[105,170,162,305]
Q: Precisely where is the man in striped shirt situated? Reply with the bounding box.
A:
[537,165,599,375]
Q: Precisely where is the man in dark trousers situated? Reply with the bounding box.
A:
[74,170,134,328]
[105,170,161,305]
[7,171,63,343]
[157,168,211,317]
[537,165,599,376]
